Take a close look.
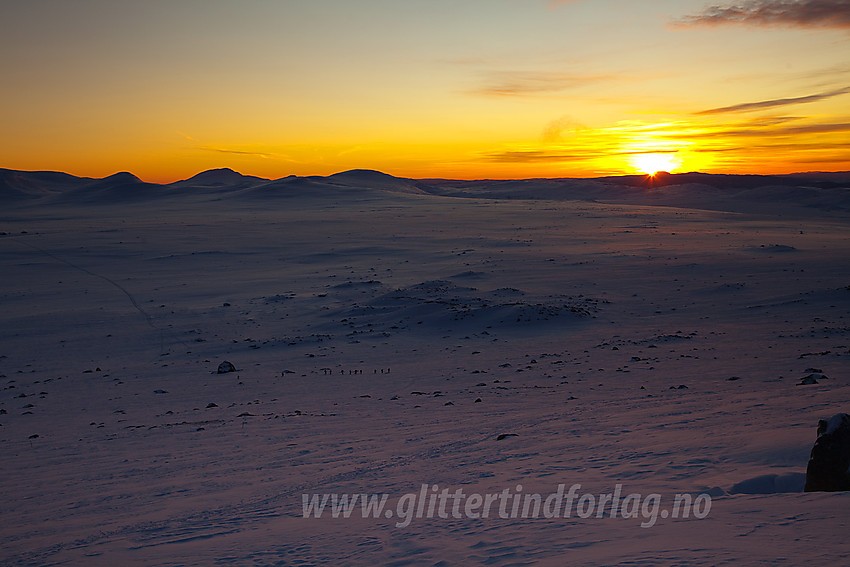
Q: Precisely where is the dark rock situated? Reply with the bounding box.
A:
[217,361,236,374]
[798,375,819,385]
[805,413,850,492]
[206,402,218,408]
[497,433,518,440]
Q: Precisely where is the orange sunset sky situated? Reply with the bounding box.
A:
[2,0,849,182]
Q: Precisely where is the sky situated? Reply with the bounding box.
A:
[1,0,849,182]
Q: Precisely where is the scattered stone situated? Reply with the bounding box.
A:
[28,434,39,439]
[805,413,850,492]
[217,361,236,374]
[237,412,254,417]
[497,433,519,441]
[798,375,819,385]
[206,403,218,408]
[727,376,741,381]
[444,401,454,406]
[799,351,832,358]
[153,389,168,394]
[805,368,823,374]
[474,398,482,403]
[804,373,828,382]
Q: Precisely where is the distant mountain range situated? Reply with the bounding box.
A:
[2,167,849,214]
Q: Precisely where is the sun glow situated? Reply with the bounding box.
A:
[631,152,680,176]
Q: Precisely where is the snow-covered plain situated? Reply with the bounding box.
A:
[1,168,850,565]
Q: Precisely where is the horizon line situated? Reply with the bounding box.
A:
[4,166,850,186]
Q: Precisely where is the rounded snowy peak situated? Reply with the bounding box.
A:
[325,169,426,194]
[100,171,143,184]
[172,168,265,188]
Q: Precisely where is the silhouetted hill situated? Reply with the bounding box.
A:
[169,168,267,189]
[0,168,91,199]
[52,172,165,204]
[1,167,847,214]
[324,169,428,194]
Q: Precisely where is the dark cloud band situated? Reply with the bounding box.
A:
[675,0,850,29]
[697,86,850,114]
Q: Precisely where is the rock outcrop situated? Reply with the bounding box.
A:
[804,413,850,492]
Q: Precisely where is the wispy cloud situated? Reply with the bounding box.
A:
[483,146,680,164]
[198,146,275,158]
[484,149,594,163]
[541,116,589,143]
[674,0,850,29]
[471,70,612,97]
[690,120,850,137]
[697,86,850,114]
[479,111,850,172]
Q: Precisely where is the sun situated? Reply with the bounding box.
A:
[631,152,679,176]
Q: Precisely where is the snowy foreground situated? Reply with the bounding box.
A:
[1,168,850,565]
